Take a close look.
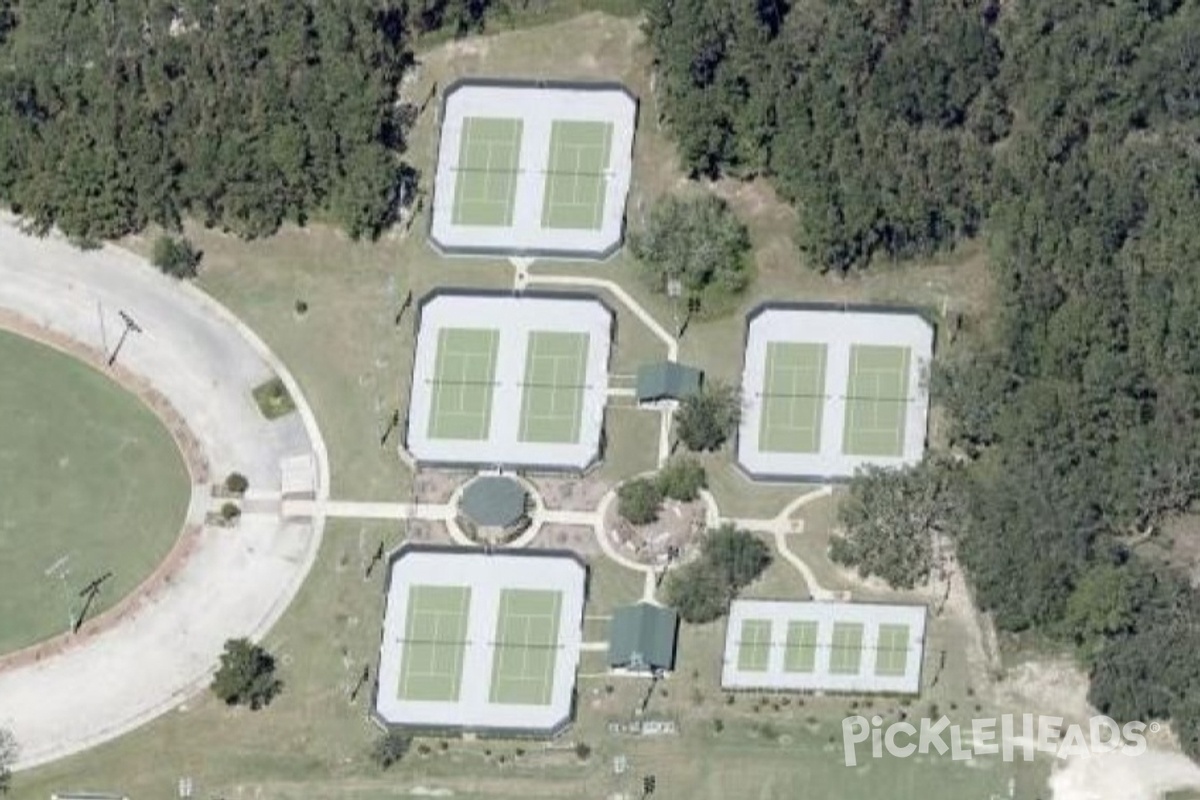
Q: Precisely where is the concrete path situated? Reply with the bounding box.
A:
[723,486,838,600]
[0,216,329,770]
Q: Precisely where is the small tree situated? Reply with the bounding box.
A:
[574,741,592,761]
[370,730,412,769]
[702,524,772,590]
[662,560,729,623]
[618,478,663,525]
[676,381,742,452]
[0,728,16,796]
[656,457,707,502]
[224,472,249,496]
[830,461,956,590]
[211,638,282,710]
[220,502,241,524]
[630,195,751,309]
[151,234,201,279]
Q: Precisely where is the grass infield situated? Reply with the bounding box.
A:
[0,330,190,654]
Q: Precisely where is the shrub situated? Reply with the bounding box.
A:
[656,457,707,501]
[617,478,662,525]
[370,730,411,769]
[220,502,241,523]
[574,741,592,761]
[211,638,281,709]
[675,381,741,452]
[151,235,201,279]
[224,472,249,496]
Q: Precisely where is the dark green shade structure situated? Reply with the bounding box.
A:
[608,602,679,672]
[636,362,703,404]
[460,476,527,528]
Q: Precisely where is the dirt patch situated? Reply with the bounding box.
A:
[530,523,599,555]
[530,475,610,511]
[412,469,465,505]
[404,519,454,545]
[604,497,706,566]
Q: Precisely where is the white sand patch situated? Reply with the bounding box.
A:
[1049,744,1200,800]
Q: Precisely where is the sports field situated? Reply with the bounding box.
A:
[518,331,589,444]
[874,623,910,677]
[783,620,818,673]
[758,342,827,454]
[397,585,471,702]
[426,327,499,440]
[735,619,772,672]
[451,117,523,227]
[0,330,190,655]
[842,344,910,457]
[489,589,563,705]
[828,621,864,675]
[541,120,613,230]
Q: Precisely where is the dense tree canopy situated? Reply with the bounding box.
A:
[0,0,448,241]
[649,0,1200,757]
[663,524,771,623]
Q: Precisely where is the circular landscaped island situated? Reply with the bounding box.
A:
[457,475,532,545]
[0,330,191,655]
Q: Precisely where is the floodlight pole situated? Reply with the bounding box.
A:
[107,310,143,367]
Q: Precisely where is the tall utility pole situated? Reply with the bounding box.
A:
[107,310,142,367]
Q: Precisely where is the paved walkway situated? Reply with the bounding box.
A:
[0,216,329,770]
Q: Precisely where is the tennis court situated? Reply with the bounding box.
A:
[451,116,523,227]
[758,342,827,454]
[490,589,563,705]
[843,344,911,457]
[783,620,819,673]
[829,622,865,675]
[519,331,590,444]
[736,619,773,672]
[874,623,911,677]
[397,585,472,702]
[541,120,613,230]
[426,327,500,441]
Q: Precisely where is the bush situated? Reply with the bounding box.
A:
[370,730,411,769]
[224,472,249,496]
[630,194,751,309]
[151,235,201,279]
[0,728,15,796]
[211,638,281,709]
[574,741,592,761]
[220,502,241,523]
[656,457,707,502]
[617,478,663,525]
[662,524,771,623]
[675,381,742,452]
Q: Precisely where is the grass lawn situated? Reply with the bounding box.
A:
[0,330,190,654]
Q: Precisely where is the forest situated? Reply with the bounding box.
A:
[645,0,1200,756]
[0,0,492,241]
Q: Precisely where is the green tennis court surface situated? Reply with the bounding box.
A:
[541,120,612,230]
[759,342,827,454]
[783,620,819,673]
[829,621,864,675]
[737,619,773,672]
[874,623,910,676]
[843,344,910,457]
[452,117,523,227]
[427,327,499,440]
[398,585,472,702]
[490,589,562,705]
[518,331,589,444]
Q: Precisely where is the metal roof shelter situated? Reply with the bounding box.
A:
[608,602,679,672]
[460,476,527,528]
[636,362,703,404]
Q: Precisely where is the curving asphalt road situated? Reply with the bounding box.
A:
[0,215,329,769]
